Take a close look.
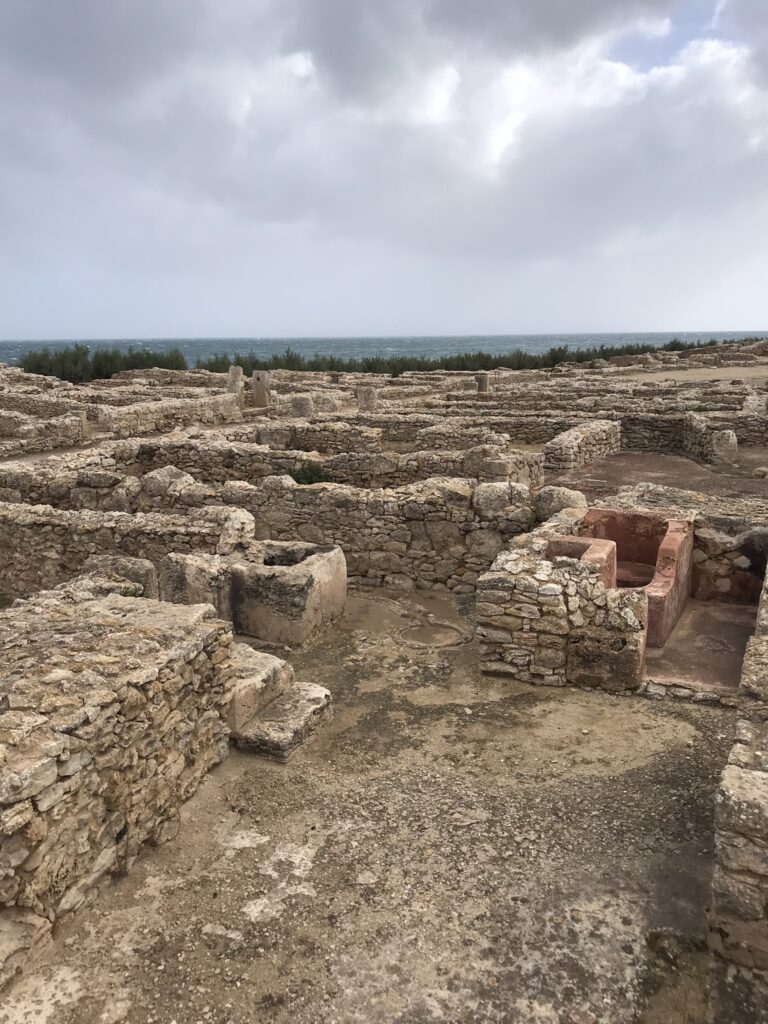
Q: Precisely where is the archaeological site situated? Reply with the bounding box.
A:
[3,340,768,1023]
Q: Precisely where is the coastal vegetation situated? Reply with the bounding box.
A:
[16,336,762,384]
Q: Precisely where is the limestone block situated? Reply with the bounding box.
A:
[716,765,768,843]
[141,465,195,497]
[291,395,315,418]
[536,486,588,522]
[473,483,514,517]
[82,555,159,599]
[251,370,271,408]
[712,429,738,465]
[356,386,378,412]
[0,909,51,989]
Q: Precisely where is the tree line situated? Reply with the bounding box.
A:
[16,336,757,384]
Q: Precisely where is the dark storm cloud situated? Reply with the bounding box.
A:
[0,0,208,91]
[281,0,678,98]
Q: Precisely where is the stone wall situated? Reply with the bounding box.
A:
[94,393,242,438]
[0,572,237,987]
[708,573,768,1019]
[227,478,535,592]
[0,413,88,458]
[95,436,543,490]
[543,420,621,473]
[710,412,768,447]
[112,367,230,389]
[414,423,512,451]
[0,460,536,593]
[226,420,383,454]
[476,521,647,692]
[0,502,254,599]
[0,391,83,419]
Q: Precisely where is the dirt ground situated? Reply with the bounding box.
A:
[645,600,757,694]
[1,590,736,1024]
[622,365,768,383]
[552,449,768,502]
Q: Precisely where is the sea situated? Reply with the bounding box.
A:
[0,332,765,366]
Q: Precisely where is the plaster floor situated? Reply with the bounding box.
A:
[645,600,757,695]
[0,590,737,1024]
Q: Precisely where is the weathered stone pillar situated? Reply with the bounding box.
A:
[251,370,271,408]
[475,372,491,394]
[356,385,378,413]
[712,429,738,465]
[227,365,245,408]
[314,395,339,413]
[291,395,315,418]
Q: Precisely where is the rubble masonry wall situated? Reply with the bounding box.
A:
[0,573,236,987]
[708,570,768,1014]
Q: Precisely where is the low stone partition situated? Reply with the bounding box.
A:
[708,573,768,1018]
[232,419,383,454]
[0,413,89,459]
[414,423,512,451]
[94,393,242,438]
[112,367,231,389]
[222,478,534,592]
[308,446,542,488]
[620,412,738,465]
[0,502,254,599]
[0,389,84,419]
[710,411,768,447]
[680,413,738,464]
[543,420,621,474]
[337,411,581,447]
[79,435,543,490]
[0,462,537,593]
[0,571,236,987]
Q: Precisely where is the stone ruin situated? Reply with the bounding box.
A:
[2,340,768,1017]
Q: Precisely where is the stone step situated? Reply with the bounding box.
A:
[226,645,295,732]
[231,681,332,762]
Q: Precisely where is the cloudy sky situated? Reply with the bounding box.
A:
[0,0,766,339]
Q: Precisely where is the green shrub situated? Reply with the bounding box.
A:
[17,336,764,383]
[289,461,330,485]
[20,345,188,383]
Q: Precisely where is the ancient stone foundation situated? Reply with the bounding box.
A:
[708,573,768,1020]
[476,526,648,692]
[543,420,621,474]
[0,567,332,987]
[2,338,768,1010]
[0,572,235,985]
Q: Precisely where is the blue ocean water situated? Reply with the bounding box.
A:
[0,332,764,366]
